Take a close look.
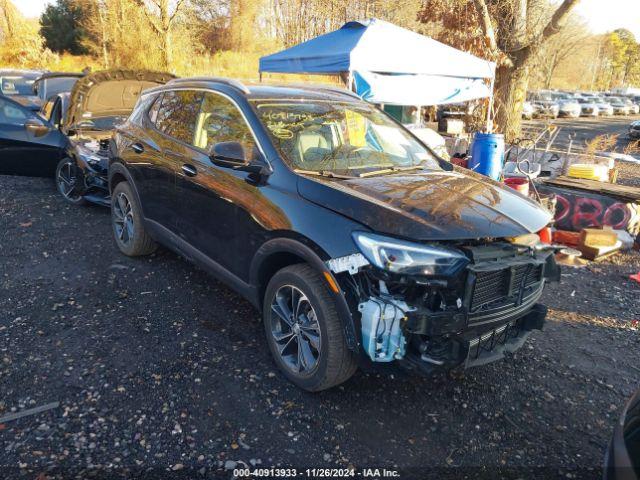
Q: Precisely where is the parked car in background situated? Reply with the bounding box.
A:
[0,69,46,111]
[556,96,581,118]
[577,97,600,117]
[604,387,640,480]
[629,120,640,139]
[33,72,83,104]
[522,101,535,120]
[622,97,640,115]
[55,69,175,206]
[0,94,68,177]
[595,97,615,116]
[108,77,560,391]
[529,93,559,118]
[609,97,631,115]
[529,92,559,118]
[0,69,174,186]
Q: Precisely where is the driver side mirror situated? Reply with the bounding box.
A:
[210,141,268,175]
[25,118,51,138]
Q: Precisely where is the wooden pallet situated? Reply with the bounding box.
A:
[541,176,640,202]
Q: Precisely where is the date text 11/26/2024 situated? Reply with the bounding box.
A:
[232,468,401,478]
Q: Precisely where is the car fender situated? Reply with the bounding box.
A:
[108,161,145,214]
[250,237,359,351]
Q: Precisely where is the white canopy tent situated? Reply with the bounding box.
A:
[259,19,497,126]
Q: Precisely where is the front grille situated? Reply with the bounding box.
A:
[472,269,510,307]
[470,263,543,313]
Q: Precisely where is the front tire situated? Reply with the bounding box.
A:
[263,264,357,391]
[56,158,86,205]
[111,181,157,256]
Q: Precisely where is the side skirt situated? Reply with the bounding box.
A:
[144,219,260,308]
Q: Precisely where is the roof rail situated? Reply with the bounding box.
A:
[318,85,362,100]
[168,76,250,94]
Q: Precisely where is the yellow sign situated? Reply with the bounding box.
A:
[344,110,367,147]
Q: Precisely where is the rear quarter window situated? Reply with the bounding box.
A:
[128,93,159,126]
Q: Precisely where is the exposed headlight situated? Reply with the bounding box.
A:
[75,143,102,165]
[352,232,469,276]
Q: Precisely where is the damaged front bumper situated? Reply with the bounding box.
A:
[330,242,559,375]
[401,303,547,375]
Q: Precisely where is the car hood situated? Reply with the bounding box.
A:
[65,69,175,128]
[11,95,42,111]
[297,170,553,241]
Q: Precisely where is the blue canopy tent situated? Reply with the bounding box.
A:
[259,19,496,108]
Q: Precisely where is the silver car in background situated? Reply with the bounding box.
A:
[556,96,581,118]
[595,97,614,116]
[529,92,559,118]
[609,97,630,115]
[577,97,600,117]
[622,97,640,114]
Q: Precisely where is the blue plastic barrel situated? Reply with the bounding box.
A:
[469,133,505,180]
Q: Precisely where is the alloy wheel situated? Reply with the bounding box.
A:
[270,285,322,375]
[57,161,82,201]
[113,192,134,246]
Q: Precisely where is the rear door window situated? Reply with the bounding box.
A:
[155,90,203,145]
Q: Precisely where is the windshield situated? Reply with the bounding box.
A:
[1,76,36,96]
[253,101,441,176]
[72,115,126,131]
[36,77,78,99]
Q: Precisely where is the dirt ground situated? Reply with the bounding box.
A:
[0,174,639,480]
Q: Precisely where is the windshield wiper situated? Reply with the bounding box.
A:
[357,165,425,178]
[293,169,354,179]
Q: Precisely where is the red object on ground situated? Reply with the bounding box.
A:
[504,177,530,196]
[450,157,468,168]
[553,230,580,247]
[538,227,552,244]
[630,273,640,284]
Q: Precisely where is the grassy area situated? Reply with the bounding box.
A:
[5,50,341,87]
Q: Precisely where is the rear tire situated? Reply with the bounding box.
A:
[111,181,157,256]
[263,264,357,391]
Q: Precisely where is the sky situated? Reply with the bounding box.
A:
[13,0,640,41]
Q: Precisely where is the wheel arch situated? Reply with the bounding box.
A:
[250,237,359,351]
[108,162,145,215]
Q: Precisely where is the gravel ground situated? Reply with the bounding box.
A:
[524,115,640,160]
[1,175,639,480]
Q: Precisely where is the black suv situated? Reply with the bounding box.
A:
[109,77,559,391]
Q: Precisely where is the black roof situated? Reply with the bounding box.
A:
[162,77,361,102]
[0,69,46,78]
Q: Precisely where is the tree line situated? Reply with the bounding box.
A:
[1,0,639,140]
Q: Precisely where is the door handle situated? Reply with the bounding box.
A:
[131,143,144,154]
[181,164,198,177]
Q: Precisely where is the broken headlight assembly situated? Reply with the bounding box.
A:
[352,232,469,277]
[75,143,102,166]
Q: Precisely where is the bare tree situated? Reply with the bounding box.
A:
[134,0,186,70]
[534,16,589,89]
[471,0,581,140]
